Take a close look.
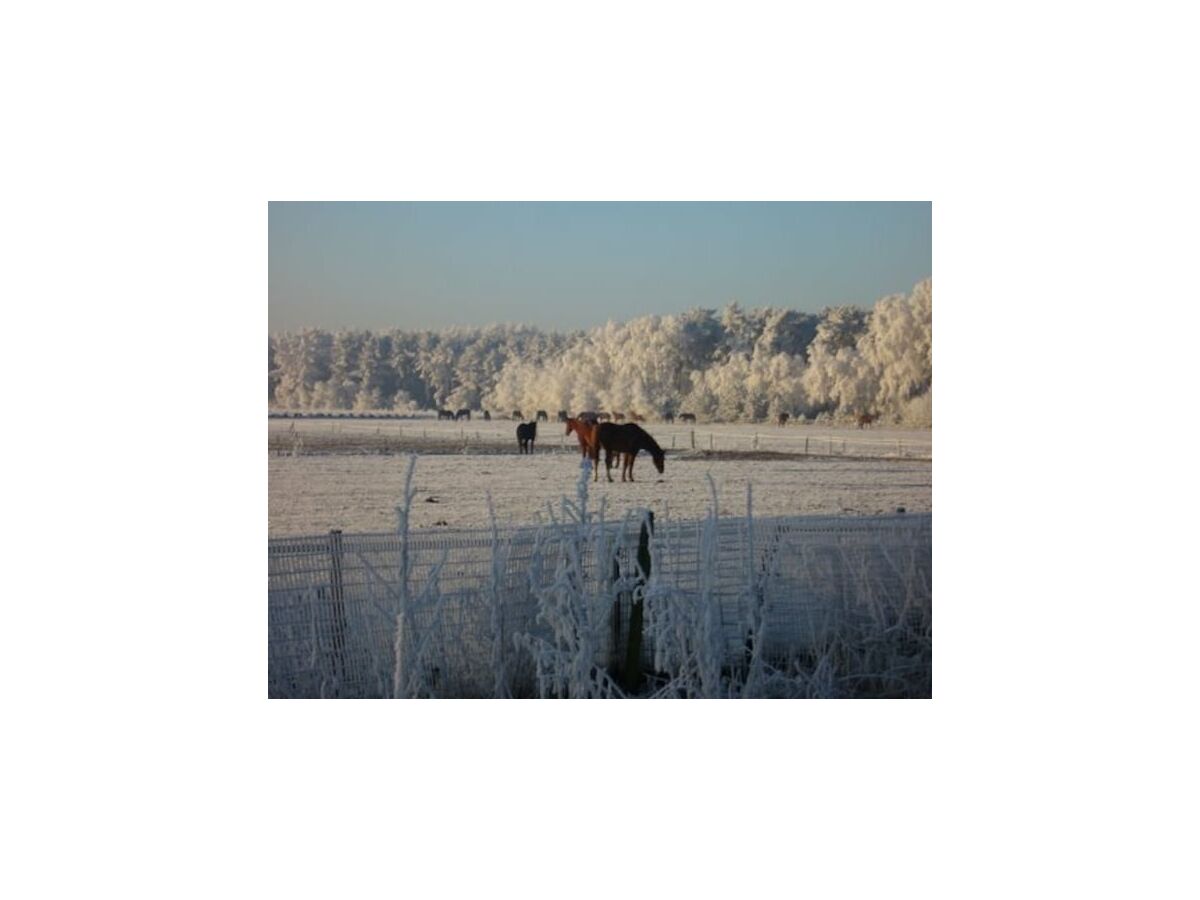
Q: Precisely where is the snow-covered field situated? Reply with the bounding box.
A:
[268,416,932,536]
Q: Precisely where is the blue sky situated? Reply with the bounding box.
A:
[268,202,931,333]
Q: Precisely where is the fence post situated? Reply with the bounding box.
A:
[690,430,696,450]
[328,529,348,694]
[804,436,809,455]
[623,511,653,695]
[609,551,623,682]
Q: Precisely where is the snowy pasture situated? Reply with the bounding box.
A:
[268,415,931,536]
[268,415,934,697]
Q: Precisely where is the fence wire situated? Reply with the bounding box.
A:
[268,512,931,698]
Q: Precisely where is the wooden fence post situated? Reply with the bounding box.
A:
[609,551,622,681]
[623,511,653,695]
[608,511,653,695]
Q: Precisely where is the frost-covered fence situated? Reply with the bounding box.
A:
[268,419,932,461]
[268,511,931,698]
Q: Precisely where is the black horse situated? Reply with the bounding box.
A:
[591,422,664,482]
[437,409,455,421]
[517,421,537,454]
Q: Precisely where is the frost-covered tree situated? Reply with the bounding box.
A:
[272,329,332,409]
[859,278,932,415]
[355,333,396,410]
[269,339,280,403]
[329,330,366,408]
[755,308,819,357]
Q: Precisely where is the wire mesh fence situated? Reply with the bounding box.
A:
[268,511,931,698]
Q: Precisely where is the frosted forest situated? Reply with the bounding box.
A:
[270,278,931,426]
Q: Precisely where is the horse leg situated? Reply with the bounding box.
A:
[605,449,615,482]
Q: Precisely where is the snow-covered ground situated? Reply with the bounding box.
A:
[268,416,932,535]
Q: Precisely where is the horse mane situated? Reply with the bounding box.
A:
[634,423,664,462]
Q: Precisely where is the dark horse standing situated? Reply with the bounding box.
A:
[591,422,664,482]
[516,421,537,454]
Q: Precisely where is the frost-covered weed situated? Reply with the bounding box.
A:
[377,456,930,699]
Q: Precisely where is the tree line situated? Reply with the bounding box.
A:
[269,278,931,425]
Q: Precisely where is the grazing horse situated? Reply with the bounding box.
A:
[437,409,455,421]
[556,410,569,423]
[856,413,878,429]
[776,412,789,427]
[512,410,523,420]
[630,412,644,422]
[565,417,599,459]
[679,413,696,424]
[577,410,599,424]
[536,410,549,422]
[597,412,612,422]
[612,412,626,422]
[455,408,471,421]
[483,411,491,421]
[592,422,665,483]
[663,412,675,424]
[516,421,537,453]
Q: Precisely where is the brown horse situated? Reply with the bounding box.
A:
[856,412,878,429]
[565,417,599,459]
[591,422,665,483]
